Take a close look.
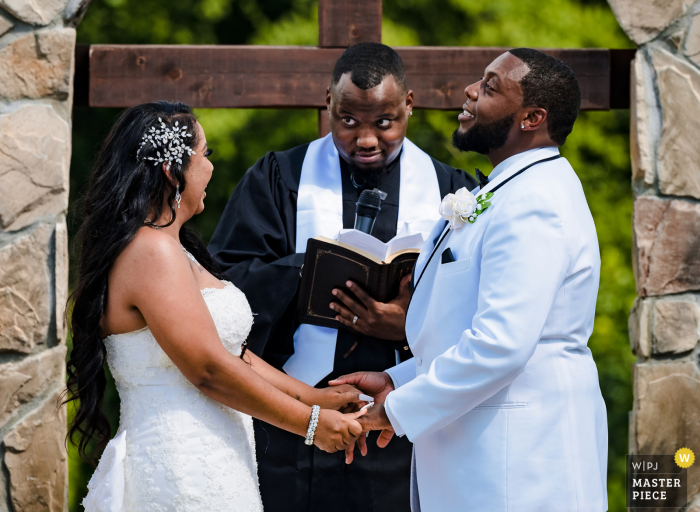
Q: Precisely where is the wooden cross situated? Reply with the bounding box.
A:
[73,0,635,137]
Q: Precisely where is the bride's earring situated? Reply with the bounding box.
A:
[175,184,181,209]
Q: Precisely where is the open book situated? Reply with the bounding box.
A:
[336,229,425,262]
[296,228,425,330]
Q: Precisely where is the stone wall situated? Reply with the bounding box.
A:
[609,0,700,509]
[0,1,88,510]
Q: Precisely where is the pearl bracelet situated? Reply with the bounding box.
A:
[304,405,320,446]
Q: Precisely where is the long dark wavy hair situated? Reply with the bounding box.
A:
[65,101,225,460]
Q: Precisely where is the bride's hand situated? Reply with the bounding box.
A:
[313,384,362,411]
[313,408,366,453]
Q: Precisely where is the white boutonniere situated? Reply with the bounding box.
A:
[439,188,493,229]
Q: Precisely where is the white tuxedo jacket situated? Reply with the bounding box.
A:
[384,147,608,512]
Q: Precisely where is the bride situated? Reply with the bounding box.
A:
[66,101,366,511]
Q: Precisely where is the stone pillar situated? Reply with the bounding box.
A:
[609,0,700,509]
[0,1,89,510]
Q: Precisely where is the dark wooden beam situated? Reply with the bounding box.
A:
[318,0,382,48]
[73,44,90,106]
[610,49,637,110]
[87,45,343,109]
[79,44,634,110]
[398,47,613,111]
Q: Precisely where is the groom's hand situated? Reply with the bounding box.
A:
[331,371,396,463]
[344,403,396,464]
[330,274,411,340]
[328,371,395,405]
[358,403,394,446]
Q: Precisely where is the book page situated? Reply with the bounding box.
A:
[386,233,425,257]
[337,229,387,260]
[337,228,425,262]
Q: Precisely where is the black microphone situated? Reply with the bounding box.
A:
[355,189,382,235]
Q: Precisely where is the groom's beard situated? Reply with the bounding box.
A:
[452,111,517,155]
[348,161,390,190]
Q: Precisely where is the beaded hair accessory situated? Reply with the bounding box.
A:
[136,117,196,167]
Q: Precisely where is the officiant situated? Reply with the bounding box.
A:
[208,42,477,512]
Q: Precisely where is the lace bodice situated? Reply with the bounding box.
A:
[84,281,263,512]
[104,281,252,388]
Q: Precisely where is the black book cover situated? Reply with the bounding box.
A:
[296,237,418,331]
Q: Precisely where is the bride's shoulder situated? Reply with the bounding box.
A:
[114,228,188,278]
[105,229,197,333]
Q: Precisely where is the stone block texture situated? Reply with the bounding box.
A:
[630,56,655,186]
[608,0,692,44]
[652,48,700,200]
[652,298,700,354]
[0,1,75,510]
[55,220,69,344]
[0,223,55,354]
[0,0,69,26]
[632,362,700,497]
[0,346,66,429]
[0,105,71,232]
[4,390,67,512]
[0,29,76,101]
[629,297,652,357]
[687,12,700,66]
[0,12,13,37]
[64,0,93,25]
[632,196,700,296]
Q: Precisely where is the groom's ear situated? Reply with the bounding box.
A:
[521,107,548,132]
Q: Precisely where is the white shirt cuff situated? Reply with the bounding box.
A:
[385,370,401,391]
[384,357,416,389]
[384,392,405,437]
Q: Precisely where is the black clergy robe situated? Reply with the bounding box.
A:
[208,141,477,512]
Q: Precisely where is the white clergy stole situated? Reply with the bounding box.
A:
[283,133,442,386]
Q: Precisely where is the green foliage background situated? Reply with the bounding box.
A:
[68,0,636,509]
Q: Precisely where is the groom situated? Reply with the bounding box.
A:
[333,48,609,511]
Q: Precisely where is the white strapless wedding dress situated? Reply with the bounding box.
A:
[83,281,264,512]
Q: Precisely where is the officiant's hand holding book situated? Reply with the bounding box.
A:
[297,228,422,337]
[330,274,411,340]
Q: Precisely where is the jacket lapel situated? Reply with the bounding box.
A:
[406,221,452,341]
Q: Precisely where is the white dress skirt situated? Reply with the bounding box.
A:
[82,281,264,512]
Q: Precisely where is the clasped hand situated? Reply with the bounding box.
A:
[308,383,368,453]
[312,407,367,453]
[328,371,397,464]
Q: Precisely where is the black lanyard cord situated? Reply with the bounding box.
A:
[412,223,451,292]
[410,153,562,298]
[489,154,561,194]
